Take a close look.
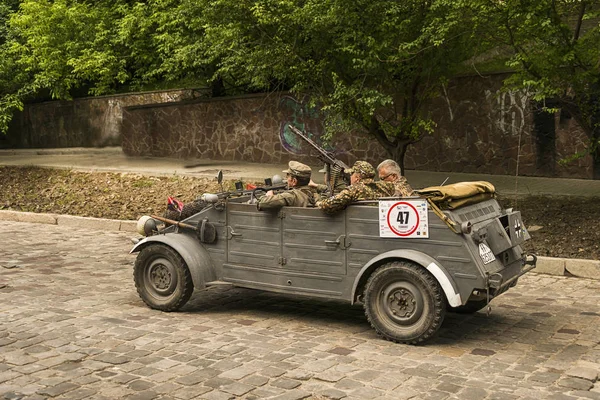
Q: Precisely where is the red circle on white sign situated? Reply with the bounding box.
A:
[386,201,420,237]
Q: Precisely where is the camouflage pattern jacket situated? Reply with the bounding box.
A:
[317,179,395,214]
[256,186,316,210]
[393,176,415,197]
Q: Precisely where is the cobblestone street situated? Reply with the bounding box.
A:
[1,221,599,400]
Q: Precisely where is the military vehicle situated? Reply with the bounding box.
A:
[130,172,536,345]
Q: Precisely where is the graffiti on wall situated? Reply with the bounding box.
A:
[485,89,531,137]
[278,96,322,154]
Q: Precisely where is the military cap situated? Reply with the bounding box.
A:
[345,160,375,178]
[282,160,312,178]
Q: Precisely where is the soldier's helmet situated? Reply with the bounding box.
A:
[282,160,312,178]
[345,160,375,178]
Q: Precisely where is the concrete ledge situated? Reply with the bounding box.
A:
[56,215,122,231]
[119,220,138,233]
[1,210,136,232]
[534,256,566,276]
[0,210,57,224]
[565,259,600,280]
[531,256,600,280]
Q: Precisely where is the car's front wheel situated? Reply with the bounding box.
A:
[134,244,194,311]
[363,261,446,344]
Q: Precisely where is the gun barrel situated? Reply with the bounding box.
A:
[287,125,349,170]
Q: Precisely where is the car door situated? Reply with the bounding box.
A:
[279,207,347,297]
[225,202,281,268]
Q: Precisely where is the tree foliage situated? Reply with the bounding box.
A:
[0,0,475,173]
[196,0,475,172]
[471,0,600,177]
[2,0,599,177]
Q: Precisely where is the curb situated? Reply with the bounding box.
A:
[0,210,137,233]
[0,146,123,156]
[1,210,599,280]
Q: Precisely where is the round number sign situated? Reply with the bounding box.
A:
[386,201,420,237]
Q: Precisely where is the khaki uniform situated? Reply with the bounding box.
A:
[257,186,316,210]
[317,179,394,214]
[257,160,315,210]
[392,176,414,197]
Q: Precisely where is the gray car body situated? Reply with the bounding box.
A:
[131,195,534,307]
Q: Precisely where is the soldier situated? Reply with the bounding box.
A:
[317,160,394,214]
[309,164,347,195]
[377,159,414,197]
[256,161,317,210]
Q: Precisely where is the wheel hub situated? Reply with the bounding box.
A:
[388,289,417,318]
[146,257,177,296]
[380,281,424,325]
[151,264,172,290]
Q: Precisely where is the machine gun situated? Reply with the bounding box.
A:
[200,171,287,204]
[287,125,349,194]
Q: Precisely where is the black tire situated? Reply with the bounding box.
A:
[449,299,488,314]
[363,261,446,344]
[133,244,194,311]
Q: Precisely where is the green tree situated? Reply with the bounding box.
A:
[472,0,600,178]
[197,0,475,174]
[0,0,476,175]
[0,0,232,134]
[0,0,132,132]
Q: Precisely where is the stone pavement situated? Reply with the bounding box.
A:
[1,147,600,197]
[1,221,599,400]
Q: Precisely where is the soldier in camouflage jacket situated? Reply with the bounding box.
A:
[377,159,414,197]
[317,160,394,214]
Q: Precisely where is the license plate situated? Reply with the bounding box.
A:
[479,243,496,264]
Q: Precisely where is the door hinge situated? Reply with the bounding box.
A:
[278,257,287,265]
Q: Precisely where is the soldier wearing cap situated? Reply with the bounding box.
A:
[377,159,414,197]
[256,161,317,210]
[317,160,395,214]
[309,164,347,195]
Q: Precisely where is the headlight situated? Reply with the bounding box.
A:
[136,216,158,236]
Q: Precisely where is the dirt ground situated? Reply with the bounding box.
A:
[1,166,599,260]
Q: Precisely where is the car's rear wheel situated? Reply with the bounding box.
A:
[134,244,194,311]
[363,261,446,344]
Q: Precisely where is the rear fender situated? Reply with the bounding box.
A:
[130,234,216,290]
[350,249,462,307]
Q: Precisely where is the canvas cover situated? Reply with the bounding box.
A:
[416,181,496,209]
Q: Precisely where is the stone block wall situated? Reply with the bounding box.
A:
[122,93,385,168]
[3,73,594,179]
[409,74,592,178]
[122,75,593,179]
[5,89,199,148]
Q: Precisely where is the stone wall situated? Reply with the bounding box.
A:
[409,74,593,179]
[4,74,594,179]
[122,93,384,168]
[5,89,199,148]
[122,75,593,179]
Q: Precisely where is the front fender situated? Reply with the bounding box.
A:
[131,233,216,290]
[350,249,463,307]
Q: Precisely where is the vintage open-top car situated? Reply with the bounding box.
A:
[130,175,536,344]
